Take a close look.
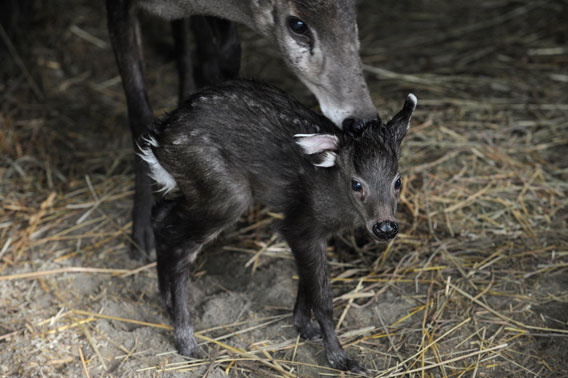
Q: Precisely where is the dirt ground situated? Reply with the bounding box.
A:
[1,0,567,377]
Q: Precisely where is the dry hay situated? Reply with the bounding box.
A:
[1,0,567,377]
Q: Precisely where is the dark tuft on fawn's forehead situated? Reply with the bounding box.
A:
[349,127,399,176]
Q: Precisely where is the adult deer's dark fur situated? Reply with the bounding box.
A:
[106,0,378,259]
[139,80,415,372]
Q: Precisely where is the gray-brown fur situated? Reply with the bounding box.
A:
[142,80,415,372]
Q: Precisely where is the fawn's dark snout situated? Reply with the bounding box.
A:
[373,220,399,240]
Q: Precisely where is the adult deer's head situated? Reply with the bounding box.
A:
[253,0,378,129]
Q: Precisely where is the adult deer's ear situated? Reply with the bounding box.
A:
[294,133,339,167]
[386,94,416,155]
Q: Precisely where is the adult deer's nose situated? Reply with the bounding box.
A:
[372,221,398,240]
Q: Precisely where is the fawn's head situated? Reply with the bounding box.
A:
[295,94,416,240]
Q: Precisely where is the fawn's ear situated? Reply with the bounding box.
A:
[294,133,339,168]
[386,94,417,155]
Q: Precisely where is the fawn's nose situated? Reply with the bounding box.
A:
[373,221,399,240]
[342,116,381,135]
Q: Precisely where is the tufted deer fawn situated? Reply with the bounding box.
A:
[106,0,378,259]
[138,80,415,372]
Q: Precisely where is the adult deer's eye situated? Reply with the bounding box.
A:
[351,179,362,192]
[394,177,402,190]
[287,16,309,35]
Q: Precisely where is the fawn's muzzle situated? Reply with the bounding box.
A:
[373,221,398,240]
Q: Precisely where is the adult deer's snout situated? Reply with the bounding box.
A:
[342,116,381,136]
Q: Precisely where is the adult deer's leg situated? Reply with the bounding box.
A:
[171,18,196,104]
[106,0,155,260]
[172,16,240,103]
[191,16,241,87]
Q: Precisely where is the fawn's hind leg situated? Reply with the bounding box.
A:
[153,198,209,357]
[153,194,249,357]
[152,197,183,314]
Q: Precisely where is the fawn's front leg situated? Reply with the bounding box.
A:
[282,228,365,373]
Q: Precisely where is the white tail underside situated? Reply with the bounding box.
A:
[137,136,178,194]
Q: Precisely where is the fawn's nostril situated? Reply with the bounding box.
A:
[389,222,399,236]
[372,224,379,237]
[373,221,399,239]
[380,222,392,234]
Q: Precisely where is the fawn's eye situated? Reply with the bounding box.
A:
[351,179,362,192]
[287,16,309,35]
[394,177,402,190]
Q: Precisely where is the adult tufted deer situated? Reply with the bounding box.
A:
[106,0,378,259]
[138,80,415,372]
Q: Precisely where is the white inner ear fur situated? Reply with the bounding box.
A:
[407,93,418,107]
[294,133,339,168]
[294,133,338,154]
[314,151,337,168]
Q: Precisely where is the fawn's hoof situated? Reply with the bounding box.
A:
[175,333,200,358]
[328,352,367,375]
